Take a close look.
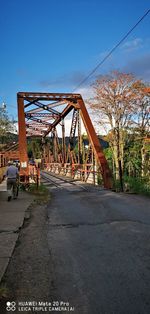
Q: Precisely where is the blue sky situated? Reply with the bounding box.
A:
[0,0,149,118]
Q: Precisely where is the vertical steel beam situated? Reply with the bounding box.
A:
[42,137,46,164]
[62,119,66,165]
[92,148,96,185]
[78,98,112,189]
[53,128,58,162]
[17,95,28,177]
[77,109,82,164]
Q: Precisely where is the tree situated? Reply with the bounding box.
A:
[0,108,14,144]
[124,136,142,177]
[129,82,150,177]
[31,139,42,159]
[131,82,150,136]
[89,71,142,187]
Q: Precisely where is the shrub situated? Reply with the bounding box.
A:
[123,176,150,196]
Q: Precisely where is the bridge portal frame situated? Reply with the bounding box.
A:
[17,92,112,189]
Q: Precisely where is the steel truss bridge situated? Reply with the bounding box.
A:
[1,92,113,189]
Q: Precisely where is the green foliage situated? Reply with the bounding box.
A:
[104,132,150,195]
[124,176,150,196]
[112,179,122,192]
[27,138,42,159]
[97,173,103,185]
[111,176,150,195]
[104,147,113,170]
[124,137,142,177]
[0,108,14,143]
[28,183,47,193]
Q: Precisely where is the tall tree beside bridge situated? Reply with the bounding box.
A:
[0,108,14,144]
[131,82,150,177]
[89,71,145,184]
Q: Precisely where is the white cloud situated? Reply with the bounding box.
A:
[75,86,94,100]
[55,117,86,137]
[11,122,18,134]
[121,38,143,52]
[73,86,109,135]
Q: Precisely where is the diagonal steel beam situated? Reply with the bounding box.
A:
[25,100,66,114]
[78,97,112,189]
[43,103,74,136]
[26,116,52,126]
[33,101,60,115]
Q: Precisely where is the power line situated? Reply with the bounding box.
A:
[73,9,150,92]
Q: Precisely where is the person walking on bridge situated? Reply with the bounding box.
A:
[4,161,19,201]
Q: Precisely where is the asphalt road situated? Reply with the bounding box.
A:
[2,182,150,314]
[47,187,150,314]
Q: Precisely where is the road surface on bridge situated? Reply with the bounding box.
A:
[3,174,150,314]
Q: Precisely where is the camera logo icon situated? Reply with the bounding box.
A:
[6,301,16,311]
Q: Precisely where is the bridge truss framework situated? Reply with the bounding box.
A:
[17,92,112,189]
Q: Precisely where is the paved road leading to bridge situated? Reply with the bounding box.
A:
[47,187,150,314]
[2,176,150,314]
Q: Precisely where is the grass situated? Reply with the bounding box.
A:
[28,182,47,193]
[0,284,9,299]
[20,182,51,204]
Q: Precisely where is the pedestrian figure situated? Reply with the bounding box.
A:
[4,161,19,201]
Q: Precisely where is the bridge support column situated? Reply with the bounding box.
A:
[62,119,66,165]
[17,95,28,178]
[77,109,82,164]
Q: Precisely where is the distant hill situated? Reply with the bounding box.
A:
[57,136,109,148]
[0,133,109,149]
[0,132,18,145]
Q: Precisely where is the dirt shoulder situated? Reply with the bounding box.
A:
[0,193,55,314]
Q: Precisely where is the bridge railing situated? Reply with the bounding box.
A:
[44,162,102,185]
[19,164,41,188]
[0,167,6,184]
[28,164,40,187]
[0,153,7,183]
